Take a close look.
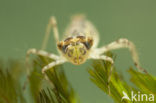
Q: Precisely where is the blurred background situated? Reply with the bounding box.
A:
[0,0,156,103]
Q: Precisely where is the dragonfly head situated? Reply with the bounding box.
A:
[57,36,93,65]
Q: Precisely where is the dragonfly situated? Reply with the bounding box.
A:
[26,14,147,84]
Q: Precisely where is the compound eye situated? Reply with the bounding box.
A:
[82,38,93,50]
[80,48,86,55]
[68,49,73,57]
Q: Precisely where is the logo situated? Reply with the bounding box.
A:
[122,91,154,102]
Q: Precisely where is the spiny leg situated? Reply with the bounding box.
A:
[24,17,60,89]
[23,48,60,90]
[42,59,66,74]
[41,16,59,50]
[98,38,147,73]
[89,55,114,95]
[26,48,60,75]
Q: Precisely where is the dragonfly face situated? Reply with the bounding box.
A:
[57,35,93,65]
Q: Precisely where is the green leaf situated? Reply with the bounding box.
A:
[0,60,26,103]
[28,55,79,103]
[88,53,156,103]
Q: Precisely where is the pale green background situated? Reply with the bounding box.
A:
[0,0,156,103]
